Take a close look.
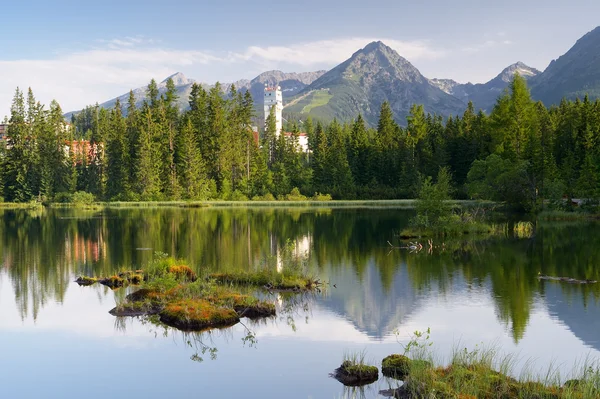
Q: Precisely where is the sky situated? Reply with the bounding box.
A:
[1,0,599,117]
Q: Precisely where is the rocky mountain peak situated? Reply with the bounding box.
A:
[498,62,541,83]
[162,72,194,86]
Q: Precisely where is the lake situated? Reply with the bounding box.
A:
[1,207,599,398]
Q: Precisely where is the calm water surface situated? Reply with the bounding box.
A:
[1,207,599,398]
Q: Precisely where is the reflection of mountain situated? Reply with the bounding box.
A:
[316,261,420,339]
[542,282,600,351]
[317,258,473,339]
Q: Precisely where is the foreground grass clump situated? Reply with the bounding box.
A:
[332,351,379,387]
[392,348,600,399]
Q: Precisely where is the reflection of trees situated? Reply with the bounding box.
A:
[400,221,600,343]
[2,206,599,347]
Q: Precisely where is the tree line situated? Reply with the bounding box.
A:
[1,74,599,209]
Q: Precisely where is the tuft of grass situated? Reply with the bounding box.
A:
[208,269,315,291]
[514,221,535,239]
[167,265,198,282]
[332,350,379,387]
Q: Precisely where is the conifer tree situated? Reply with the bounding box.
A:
[105,99,129,199]
[177,117,208,199]
[3,88,31,202]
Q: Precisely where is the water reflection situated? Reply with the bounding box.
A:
[1,208,600,356]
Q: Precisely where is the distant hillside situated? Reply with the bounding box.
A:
[284,41,466,126]
[66,70,325,119]
[531,26,600,105]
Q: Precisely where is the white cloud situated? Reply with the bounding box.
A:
[462,38,513,53]
[0,36,444,117]
[237,38,444,67]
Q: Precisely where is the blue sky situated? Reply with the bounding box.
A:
[1,0,599,116]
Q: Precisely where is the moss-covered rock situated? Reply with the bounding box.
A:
[118,270,144,284]
[333,360,379,386]
[109,302,163,317]
[234,302,276,318]
[158,299,240,331]
[382,354,412,379]
[75,276,98,286]
[99,275,125,289]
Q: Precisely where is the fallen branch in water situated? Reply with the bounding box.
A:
[537,273,597,284]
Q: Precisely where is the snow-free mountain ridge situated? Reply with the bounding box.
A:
[67,26,600,125]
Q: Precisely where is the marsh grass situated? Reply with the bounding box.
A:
[514,221,535,239]
[399,343,600,398]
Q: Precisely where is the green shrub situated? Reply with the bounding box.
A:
[285,187,307,201]
[72,191,95,206]
[53,192,73,203]
[312,192,332,201]
[230,190,248,201]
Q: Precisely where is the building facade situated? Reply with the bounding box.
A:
[264,85,283,136]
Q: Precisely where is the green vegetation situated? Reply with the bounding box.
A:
[79,253,316,332]
[335,330,600,397]
[381,354,412,379]
[391,347,600,399]
[301,90,333,113]
[2,73,597,205]
[333,351,379,386]
[209,270,315,290]
[402,168,498,238]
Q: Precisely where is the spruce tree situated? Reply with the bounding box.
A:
[105,99,129,199]
[3,88,31,202]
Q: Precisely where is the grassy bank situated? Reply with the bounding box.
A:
[41,199,489,210]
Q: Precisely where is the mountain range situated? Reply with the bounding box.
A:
[68,25,600,126]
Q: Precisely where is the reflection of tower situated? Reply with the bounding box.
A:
[264,84,283,136]
[276,235,312,273]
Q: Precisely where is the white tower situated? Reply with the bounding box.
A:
[264,84,283,136]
